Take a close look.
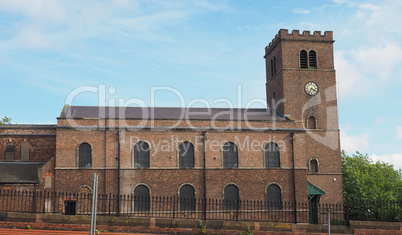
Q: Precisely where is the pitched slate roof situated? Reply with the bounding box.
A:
[0,162,44,184]
[60,105,286,121]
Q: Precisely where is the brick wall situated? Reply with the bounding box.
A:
[0,125,56,190]
[0,125,56,162]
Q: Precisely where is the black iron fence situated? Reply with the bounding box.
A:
[345,199,402,222]
[0,190,400,224]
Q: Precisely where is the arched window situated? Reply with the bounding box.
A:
[307,116,317,129]
[224,184,239,210]
[266,184,282,210]
[309,50,317,69]
[179,185,195,211]
[265,142,280,168]
[6,142,15,160]
[223,142,238,168]
[179,142,194,168]
[134,141,150,167]
[309,159,319,173]
[78,143,92,168]
[300,50,308,68]
[134,185,150,212]
[21,142,30,161]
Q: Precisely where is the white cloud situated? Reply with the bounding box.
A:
[396,126,402,140]
[332,0,402,101]
[370,153,402,170]
[335,42,402,99]
[340,129,370,153]
[354,0,402,42]
[358,3,380,11]
[15,27,54,49]
[332,0,352,5]
[334,51,364,99]
[293,8,311,14]
[0,1,194,51]
[353,43,402,80]
[374,116,388,125]
[194,0,229,11]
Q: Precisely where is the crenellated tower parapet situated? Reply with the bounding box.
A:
[265,29,333,56]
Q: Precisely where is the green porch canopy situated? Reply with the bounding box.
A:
[307,181,325,202]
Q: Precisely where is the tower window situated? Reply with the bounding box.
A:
[307,116,317,129]
[223,142,238,168]
[179,142,194,168]
[266,184,282,210]
[309,50,317,69]
[300,50,308,68]
[134,141,150,167]
[270,56,277,77]
[78,143,92,168]
[223,184,239,210]
[309,159,319,173]
[300,50,317,69]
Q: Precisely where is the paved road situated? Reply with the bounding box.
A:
[0,228,156,235]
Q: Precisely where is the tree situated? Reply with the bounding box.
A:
[0,116,11,125]
[342,151,402,221]
[342,150,402,201]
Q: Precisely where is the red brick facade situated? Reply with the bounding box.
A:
[0,29,343,205]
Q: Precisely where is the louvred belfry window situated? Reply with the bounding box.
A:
[300,50,308,68]
[309,50,317,69]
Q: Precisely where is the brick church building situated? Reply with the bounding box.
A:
[0,29,343,207]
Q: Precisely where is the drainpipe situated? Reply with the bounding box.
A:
[202,131,207,221]
[290,133,297,223]
[117,131,121,216]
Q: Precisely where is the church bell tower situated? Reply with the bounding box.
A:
[264,29,339,131]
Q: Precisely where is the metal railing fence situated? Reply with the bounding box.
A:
[1,189,400,224]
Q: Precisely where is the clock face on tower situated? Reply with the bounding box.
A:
[304,81,318,96]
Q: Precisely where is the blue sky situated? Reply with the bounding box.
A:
[1,0,402,168]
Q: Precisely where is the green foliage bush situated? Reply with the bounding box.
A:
[342,150,402,201]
